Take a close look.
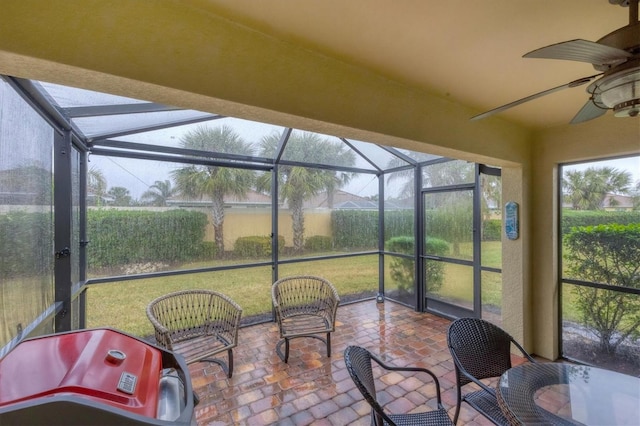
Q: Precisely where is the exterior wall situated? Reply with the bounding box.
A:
[222,208,332,250]
[501,166,530,349]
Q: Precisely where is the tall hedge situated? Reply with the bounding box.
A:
[0,211,53,275]
[87,209,208,268]
[562,210,640,235]
[331,209,500,250]
[331,210,379,249]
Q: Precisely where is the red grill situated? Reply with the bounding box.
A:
[0,328,195,425]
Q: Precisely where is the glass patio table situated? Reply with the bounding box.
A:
[496,362,640,425]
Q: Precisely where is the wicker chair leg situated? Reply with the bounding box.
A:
[284,338,290,363]
[227,348,234,378]
[203,355,233,378]
[453,387,462,424]
[326,332,331,357]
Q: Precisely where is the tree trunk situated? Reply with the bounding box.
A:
[327,189,334,208]
[211,195,225,255]
[291,196,305,253]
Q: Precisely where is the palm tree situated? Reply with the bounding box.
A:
[141,180,175,206]
[257,131,355,253]
[87,166,107,206]
[632,181,640,210]
[107,186,133,206]
[563,166,632,210]
[172,125,255,254]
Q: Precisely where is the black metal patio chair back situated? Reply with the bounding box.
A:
[344,345,453,426]
[447,317,536,425]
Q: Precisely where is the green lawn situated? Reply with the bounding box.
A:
[87,255,379,337]
[87,245,507,338]
[1,243,507,346]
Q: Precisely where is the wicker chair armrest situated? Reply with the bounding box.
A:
[369,352,445,405]
[511,338,537,363]
[146,305,173,350]
[450,348,497,396]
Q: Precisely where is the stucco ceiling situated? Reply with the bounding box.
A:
[200,0,634,129]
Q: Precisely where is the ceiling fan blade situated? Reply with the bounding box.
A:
[570,99,607,124]
[524,39,631,67]
[470,74,601,121]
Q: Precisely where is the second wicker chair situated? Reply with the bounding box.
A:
[272,275,339,363]
[447,317,537,425]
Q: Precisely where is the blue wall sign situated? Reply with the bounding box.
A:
[505,201,519,240]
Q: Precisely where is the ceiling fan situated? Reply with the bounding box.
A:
[472,0,640,124]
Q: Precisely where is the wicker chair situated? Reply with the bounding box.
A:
[447,317,537,425]
[272,275,339,363]
[146,290,242,378]
[344,346,454,426]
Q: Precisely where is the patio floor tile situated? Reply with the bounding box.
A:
[190,299,522,425]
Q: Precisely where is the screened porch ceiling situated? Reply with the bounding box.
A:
[29,78,446,174]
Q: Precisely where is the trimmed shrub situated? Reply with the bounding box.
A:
[234,235,285,258]
[199,241,217,260]
[564,223,640,354]
[304,235,332,251]
[385,236,450,294]
[562,210,640,235]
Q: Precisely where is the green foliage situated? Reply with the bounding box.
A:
[330,210,412,250]
[562,210,640,234]
[331,210,379,249]
[0,212,53,275]
[257,131,356,253]
[385,210,414,239]
[563,166,632,210]
[199,241,217,259]
[564,223,640,353]
[172,125,256,253]
[482,219,501,241]
[425,206,472,255]
[304,235,332,251]
[385,236,450,294]
[87,209,208,268]
[385,235,414,254]
[234,235,285,258]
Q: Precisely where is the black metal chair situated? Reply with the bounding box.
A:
[344,345,454,426]
[447,317,537,425]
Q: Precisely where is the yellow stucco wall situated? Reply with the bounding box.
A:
[216,208,332,250]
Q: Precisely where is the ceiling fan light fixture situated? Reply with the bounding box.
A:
[590,65,640,116]
[613,98,640,116]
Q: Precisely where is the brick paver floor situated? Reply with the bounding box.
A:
[190,299,519,425]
